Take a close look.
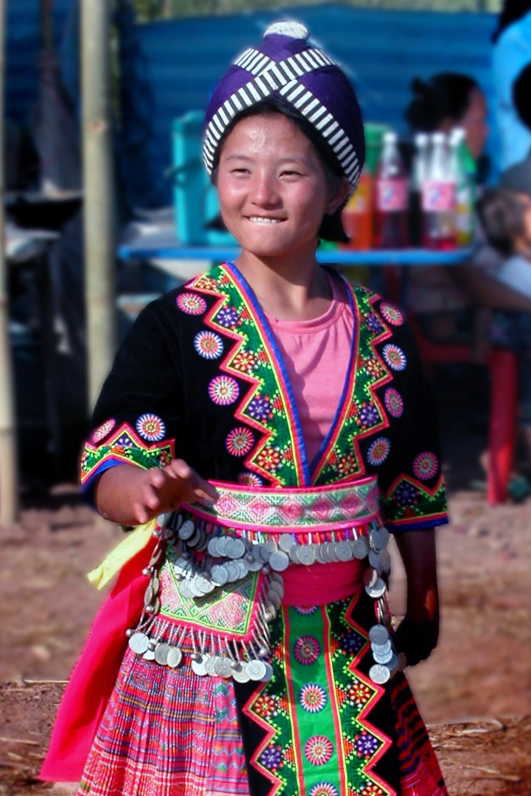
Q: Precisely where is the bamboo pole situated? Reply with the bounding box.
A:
[82,0,117,411]
[0,0,19,525]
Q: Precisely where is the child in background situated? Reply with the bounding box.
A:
[41,21,449,796]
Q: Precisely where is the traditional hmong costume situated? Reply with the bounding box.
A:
[42,264,448,795]
[42,20,449,796]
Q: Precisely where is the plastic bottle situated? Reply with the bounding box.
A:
[341,166,373,250]
[408,132,429,247]
[373,130,408,248]
[422,131,457,249]
[450,127,476,246]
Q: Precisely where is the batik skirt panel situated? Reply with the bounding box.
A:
[78,647,250,796]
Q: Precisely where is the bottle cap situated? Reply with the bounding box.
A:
[414,132,428,147]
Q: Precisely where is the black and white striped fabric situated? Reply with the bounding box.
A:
[202,21,363,195]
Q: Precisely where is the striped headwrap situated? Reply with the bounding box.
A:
[203,20,365,197]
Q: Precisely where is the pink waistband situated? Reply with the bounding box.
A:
[282,560,365,606]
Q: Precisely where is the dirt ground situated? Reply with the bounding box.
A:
[1,369,530,794]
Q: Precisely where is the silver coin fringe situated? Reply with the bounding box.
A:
[126,510,403,684]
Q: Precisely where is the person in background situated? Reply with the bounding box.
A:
[492,0,531,172]
[404,72,531,482]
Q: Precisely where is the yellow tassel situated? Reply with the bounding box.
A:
[87,518,158,590]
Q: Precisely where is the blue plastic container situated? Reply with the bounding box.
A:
[172,111,237,246]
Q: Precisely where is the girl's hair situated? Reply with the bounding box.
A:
[210,96,350,243]
[513,63,531,131]
[477,187,527,256]
[404,73,479,132]
[492,0,531,43]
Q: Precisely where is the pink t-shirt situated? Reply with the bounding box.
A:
[266,273,354,465]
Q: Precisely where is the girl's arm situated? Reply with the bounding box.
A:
[392,529,440,667]
[95,461,219,526]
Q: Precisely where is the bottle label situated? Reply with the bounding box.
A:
[422,181,456,212]
[376,179,407,211]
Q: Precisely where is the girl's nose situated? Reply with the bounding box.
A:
[250,172,280,206]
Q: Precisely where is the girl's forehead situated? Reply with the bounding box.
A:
[221,113,315,155]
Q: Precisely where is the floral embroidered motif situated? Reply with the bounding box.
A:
[81,423,175,485]
[231,350,257,373]
[382,343,406,371]
[92,418,115,443]
[194,330,223,359]
[305,735,334,766]
[215,305,241,328]
[346,680,373,709]
[413,452,438,481]
[355,731,381,759]
[254,693,279,719]
[226,427,254,457]
[309,784,338,796]
[260,744,284,771]
[367,437,390,466]
[208,375,239,406]
[299,684,327,713]
[256,446,281,472]
[136,413,166,441]
[294,606,318,615]
[237,471,263,487]
[384,388,403,418]
[356,403,380,429]
[393,481,419,508]
[380,303,403,325]
[366,314,384,335]
[176,292,207,315]
[247,395,273,421]
[293,635,320,665]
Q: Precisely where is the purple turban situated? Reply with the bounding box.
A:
[203,21,365,197]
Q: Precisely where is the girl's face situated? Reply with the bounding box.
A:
[216,112,347,262]
[459,88,489,160]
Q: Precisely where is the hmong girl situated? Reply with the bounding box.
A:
[42,21,449,796]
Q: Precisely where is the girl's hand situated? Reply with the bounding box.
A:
[134,459,219,524]
[96,461,218,526]
[393,612,439,668]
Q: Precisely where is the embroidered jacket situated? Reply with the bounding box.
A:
[81,263,447,531]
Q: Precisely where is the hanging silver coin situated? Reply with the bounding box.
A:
[261,661,274,682]
[363,568,378,589]
[210,564,229,586]
[365,576,386,599]
[154,642,171,665]
[205,655,220,676]
[278,533,295,553]
[246,659,267,681]
[369,663,390,684]
[166,646,183,668]
[207,537,220,557]
[179,520,195,541]
[353,536,370,559]
[128,632,150,655]
[191,657,208,676]
[369,624,389,646]
[246,555,263,572]
[216,658,233,678]
[232,663,250,683]
[297,545,316,566]
[289,545,302,564]
[269,550,290,572]
[368,550,383,574]
[227,537,246,559]
[335,540,353,562]
[373,646,394,665]
[143,648,156,661]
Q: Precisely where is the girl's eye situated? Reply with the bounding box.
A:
[280,170,302,177]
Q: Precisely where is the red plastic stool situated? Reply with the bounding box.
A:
[487,348,518,504]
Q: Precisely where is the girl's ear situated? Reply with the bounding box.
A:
[326,177,351,215]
